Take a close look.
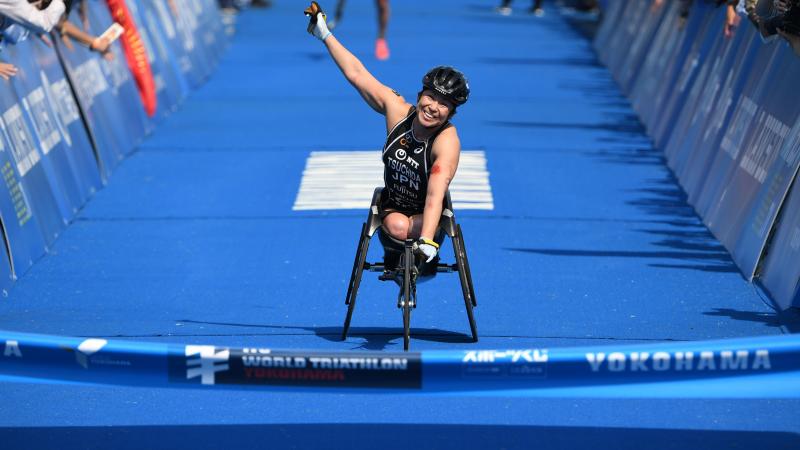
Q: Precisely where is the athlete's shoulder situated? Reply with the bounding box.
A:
[432,124,460,154]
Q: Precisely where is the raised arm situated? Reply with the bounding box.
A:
[304,2,407,120]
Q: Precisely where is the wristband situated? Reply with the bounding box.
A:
[419,238,439,249]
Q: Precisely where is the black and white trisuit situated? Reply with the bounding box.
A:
[380,106,451,216]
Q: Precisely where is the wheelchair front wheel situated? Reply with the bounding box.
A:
[402,243,413,351]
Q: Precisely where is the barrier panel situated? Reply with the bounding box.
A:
[706,48,800,279]
[662,8,727,167]
[760,171,800,309]
[650,1,717,149]
[124,0,190,120]
[630,1,682,122]
[0,83,48,279]
[145,0,211,89]
[29,37,102,202]
[596,2,800,308]
[0,330,798,396]
[615,1,666,96]
[677,23,762,206]
[693,40,783,222]
[0,52,66,247]
[592,0,625,66]
[55,15,127,177]
[5,41,85,223]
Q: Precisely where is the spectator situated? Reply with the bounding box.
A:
[0,0,64,33]
[744,0,799,41]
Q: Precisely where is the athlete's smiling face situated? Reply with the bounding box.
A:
[417,89,454,127]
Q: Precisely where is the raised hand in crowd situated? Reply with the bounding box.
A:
[0,61,18,80]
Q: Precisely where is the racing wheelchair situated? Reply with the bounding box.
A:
[341,188,478,351]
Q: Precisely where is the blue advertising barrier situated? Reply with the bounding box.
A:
[630,1,682,121]
[0,83,47,280]
[0,330,798,397]
[55,19,126,177]
[677,22,762,205]
[616,1,666,96]
[125,0,191,120]
[5,42,84,223]
[663,8,727,167]
[637,3,685,130]
[694,40,783,222]
[650,1,717,150]
[709,48,800,279]
[596,2,800,306]
[0,49,66,247]
[593,0,624,66]
[760,169,800,310]
[145,0,211,89]
[603,2,643,82]
[196,0,228,66]
[29,37,102,202]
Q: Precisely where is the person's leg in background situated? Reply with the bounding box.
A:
[375,0,390,60]
[532,0,544,16]
[328,0,346,29]
[496,0,513,15]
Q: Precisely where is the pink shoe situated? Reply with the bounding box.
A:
[375,38,390,61]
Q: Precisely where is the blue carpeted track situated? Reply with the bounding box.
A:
[0,1,799,448]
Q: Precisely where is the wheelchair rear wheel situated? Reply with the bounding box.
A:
[453,227,478,342]
[342,223,371,340]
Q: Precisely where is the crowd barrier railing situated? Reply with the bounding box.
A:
[0,330,798,396]
[595,0,800,310]
[0,0,228,286]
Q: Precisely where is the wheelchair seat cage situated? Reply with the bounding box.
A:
[342,188,478,351]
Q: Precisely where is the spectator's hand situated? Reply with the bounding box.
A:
[0,62,18,81]
[304,2,331,41]
[91,36,114,61]
[414,238,439,263]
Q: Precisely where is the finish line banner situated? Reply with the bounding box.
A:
[1,331,799,397]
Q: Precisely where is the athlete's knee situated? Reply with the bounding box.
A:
[383,216,410,240]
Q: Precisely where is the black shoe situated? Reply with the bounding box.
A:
[251,0,271,8]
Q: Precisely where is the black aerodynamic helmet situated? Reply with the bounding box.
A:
[421,66,470,106]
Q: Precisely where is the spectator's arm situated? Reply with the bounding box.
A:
[0,0,65,33]
[58,19,102,50]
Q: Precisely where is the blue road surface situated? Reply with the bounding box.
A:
[0,1,799,448]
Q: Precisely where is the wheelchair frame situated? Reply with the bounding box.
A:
[342,188,478,351]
